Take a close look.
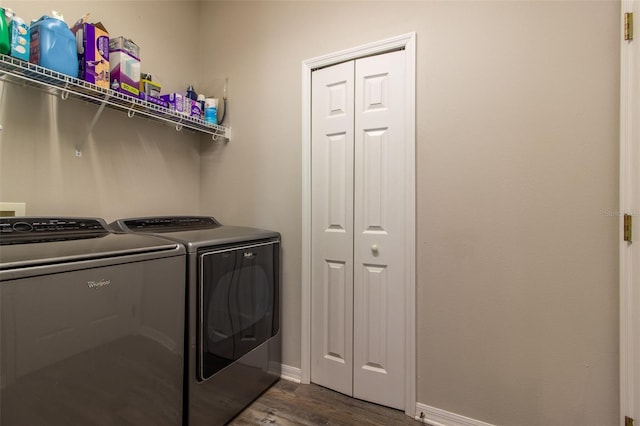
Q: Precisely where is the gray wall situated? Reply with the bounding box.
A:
[197,1,620,425]
[0,2,202,220]
[0,1,620,425]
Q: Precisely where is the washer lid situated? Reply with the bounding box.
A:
[110,217,280,253]
[0,217,183,271]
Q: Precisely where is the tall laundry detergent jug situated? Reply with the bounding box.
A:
[29,13,78,77]
[0,9,10,55]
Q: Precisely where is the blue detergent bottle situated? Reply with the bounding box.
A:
[29,13,78,77]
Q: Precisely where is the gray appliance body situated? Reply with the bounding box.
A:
[109,216,281,426]
[0,217,186,426]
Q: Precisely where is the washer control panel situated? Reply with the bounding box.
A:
[119,216,221,232]
[0,217,109,244]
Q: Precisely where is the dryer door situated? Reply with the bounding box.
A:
[198,240,279,381]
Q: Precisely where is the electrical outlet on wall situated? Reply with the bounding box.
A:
[0,202,26,217]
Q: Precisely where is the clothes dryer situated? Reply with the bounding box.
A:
[109,216,281,426]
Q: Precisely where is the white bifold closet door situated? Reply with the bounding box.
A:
[310,50,407,410]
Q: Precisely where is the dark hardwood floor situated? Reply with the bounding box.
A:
[228,379,422,425]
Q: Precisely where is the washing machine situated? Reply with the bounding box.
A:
[109,216,281,426]
[0,216,186,426]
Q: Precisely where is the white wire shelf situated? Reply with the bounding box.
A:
[0,54,230,143]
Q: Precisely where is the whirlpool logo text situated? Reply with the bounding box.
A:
[87,279,111,289]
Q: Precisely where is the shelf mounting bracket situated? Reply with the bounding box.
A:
[60,82,70,100]
[75,96,111,157]
[211,126,231,141]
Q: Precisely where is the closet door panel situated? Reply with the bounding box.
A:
[353,50,406,410]
[310,61,355,396]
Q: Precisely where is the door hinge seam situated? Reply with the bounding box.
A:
[625,12,634,41]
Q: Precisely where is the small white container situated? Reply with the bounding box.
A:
[197,94,205,118]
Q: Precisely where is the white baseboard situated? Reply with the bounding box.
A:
[280,364,302,383]
[415,403,495,426]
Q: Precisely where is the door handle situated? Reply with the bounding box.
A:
[371,244,379,255]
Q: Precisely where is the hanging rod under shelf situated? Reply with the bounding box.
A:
[0,54,231,141]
